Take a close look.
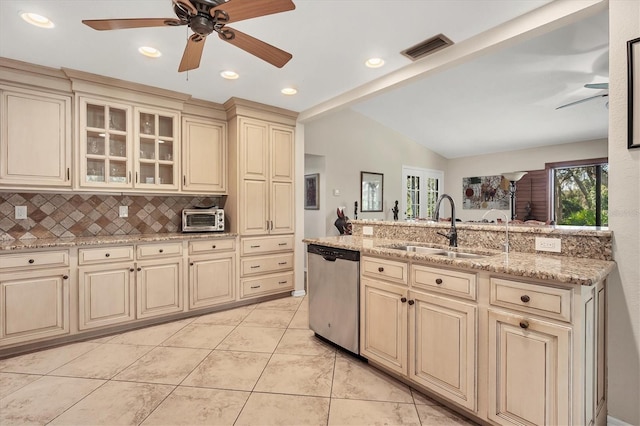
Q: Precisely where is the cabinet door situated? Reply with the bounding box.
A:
[134,107,179,190]
[0,270,70,346]
[240,179,268,235]
[137,258,184,319]
[188,253,236,309]
[270,125,294,182]
[1,87,71,187]
[79,97,132,189]
[182,116,227,193]
[78,264,135,330]
[488,309,571,426]
[270,181,294,234]
[240,118,268,180]
[360,277,408,375]
[409,291,476,411]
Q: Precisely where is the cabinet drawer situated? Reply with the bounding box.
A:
[241,235,294,256]
[490,278,572,322]
[362,256,408,285]
[241,253,294,277]
[189,238,235,255]
[0,250,69,271]
[412,264,477,300]
[78,246,134,265]
[137,242,183,259]
[241,272,294,298]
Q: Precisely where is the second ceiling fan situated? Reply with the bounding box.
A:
[556,83,609,110]
[82,0,295,72]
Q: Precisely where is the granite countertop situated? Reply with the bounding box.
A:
[0,232,237,251]
[304,236,616,286]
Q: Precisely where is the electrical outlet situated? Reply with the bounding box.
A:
[15,206,27,220]
[118,206,128,218]
[363,226,373,236]
[535,237,561,253]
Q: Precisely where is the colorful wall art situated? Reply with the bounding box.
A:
[462,175,510,210]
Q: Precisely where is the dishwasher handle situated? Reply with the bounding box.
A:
[322,255,337,262]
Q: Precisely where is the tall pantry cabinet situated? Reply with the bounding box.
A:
[225,98,298,300]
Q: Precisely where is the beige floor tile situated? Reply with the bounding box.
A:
[328,398,420,426]
[49,380,173,426]
[275,328,336,356]
[332,354,414,403]
[235,392,330,426]
[254,353,334,397]
[415,403,477,425]
[182,350,271,391]
[192,306,254,325]
[240,309,295,328]
[107,320,190,346]
[49,343,153,379]
[0,376,104,425]
[85,334,116,343]
[141,386,250,425]
[256,296,303,311]
[412,388,441,405]
[0,342,101,374]
[0,372,42,399]
[161,323,235,349]
[298,296,309,311]
[113,346,210,385]
[217,326,285,353]
[288,308,310,329]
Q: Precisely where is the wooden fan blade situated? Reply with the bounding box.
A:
[178,35,206,72]
[219,28,292,68]
[556,93,608,110]
[212,0,295,23]
[82,18,183,31]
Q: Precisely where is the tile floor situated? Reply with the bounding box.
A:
[0,296,476,425]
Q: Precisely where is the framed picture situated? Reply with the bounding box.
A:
[361,171,384,212]
[628,37,640,149]
[304,173,319,209]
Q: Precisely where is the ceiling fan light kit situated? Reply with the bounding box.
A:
[82,0,296,72]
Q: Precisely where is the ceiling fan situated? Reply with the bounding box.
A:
[556,83,609,110]
[82,0,295,72]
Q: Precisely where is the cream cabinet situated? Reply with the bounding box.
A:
[182,116,227,194]
[237,118,294,235]
[187,238,236,310]
[134,107,179,190]
[0,85,72,188]
[136,242,184,319]
[239,235,294,299]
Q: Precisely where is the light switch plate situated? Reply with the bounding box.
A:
[119,206,128,218]
[333,189,340,196]
[15,206,27,220]
[363,226,374,236]
[535,237,561,253]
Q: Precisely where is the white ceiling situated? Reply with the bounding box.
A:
[0,0,608,159]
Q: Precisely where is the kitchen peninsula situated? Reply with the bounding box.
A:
[304,220,614,426]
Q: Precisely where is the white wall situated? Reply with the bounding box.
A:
[447,138,608,221]
[305,108,448,235]
[607,1,640,423]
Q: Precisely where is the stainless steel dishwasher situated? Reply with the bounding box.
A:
[307,244,360,355]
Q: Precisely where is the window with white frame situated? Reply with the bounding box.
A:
[402,166,444,220]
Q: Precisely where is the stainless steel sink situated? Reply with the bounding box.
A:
[432,251,489,259]
[382,244,491,259]
[384,245,446,255]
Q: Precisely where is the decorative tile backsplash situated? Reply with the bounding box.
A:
[0,193,223,241]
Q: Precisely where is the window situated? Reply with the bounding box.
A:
[402,166,443,220]
[549,158,608,226]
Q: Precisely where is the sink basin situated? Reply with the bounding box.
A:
[432,251,489,259]
[385,245,446,255]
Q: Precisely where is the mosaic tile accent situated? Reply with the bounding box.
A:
[0,193,223,241]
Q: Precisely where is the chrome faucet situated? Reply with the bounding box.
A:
[482,209,509,253]
[433,194,457,247]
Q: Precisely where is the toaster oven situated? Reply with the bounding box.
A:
[182,208,225,232]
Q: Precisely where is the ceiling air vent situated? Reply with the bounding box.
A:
[401,34,454,61]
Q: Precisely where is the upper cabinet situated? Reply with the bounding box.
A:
[0,85,72,188]
[182,116,227,194]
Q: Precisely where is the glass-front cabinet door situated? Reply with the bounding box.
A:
[80,98,132,189]
[134,108,179,190]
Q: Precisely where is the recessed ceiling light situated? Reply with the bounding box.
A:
[138,46,162,58]
[220,70,239,80]
[20,12,54,28]
[365,57,385,68]
[281,87,297,95]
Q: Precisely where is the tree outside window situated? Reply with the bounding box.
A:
[552,161,608,226]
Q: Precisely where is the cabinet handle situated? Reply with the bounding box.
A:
[408,300,415,305]
[278,262,287,265]
[520,295,530,303]
[401,297,407,303]
[278,243,287,246]
[378,267,384,272]
[159,249,164,253]
[136,171,139,183]
[278,281,288,284]
[251,245,261,248]
[435,278,443,285]
[519,320,530,329]
[137,267,141,271]
[105,253,110,258]
[251,285,261,289]
[183,175,186,186]
[271,221,274,230]
[67,168,70,181]
[130,268,135,272]
[62,275,69,280]
[28,259,35,264]
[129,171,132,183]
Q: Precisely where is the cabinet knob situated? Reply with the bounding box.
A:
[408,300,415,305]
[435,278,443,285]
[401,297,407,303]
[62,275,69,280]
[28,259,35,264]
[520,295,530,303]
[519,320,530,329]
[212,245,216,249]
[378,267,384,272]
[190,262,194,266]
[130,268,135,272]
[105,253,110,258]
[137,267,141,271]
[159,249,164,253]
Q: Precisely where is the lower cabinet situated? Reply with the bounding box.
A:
[239,235,294,299]
[137,258,184,319]
[188,253,236,310]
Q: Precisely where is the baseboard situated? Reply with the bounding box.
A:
[291,289,306,297]
[607,415,633,426]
